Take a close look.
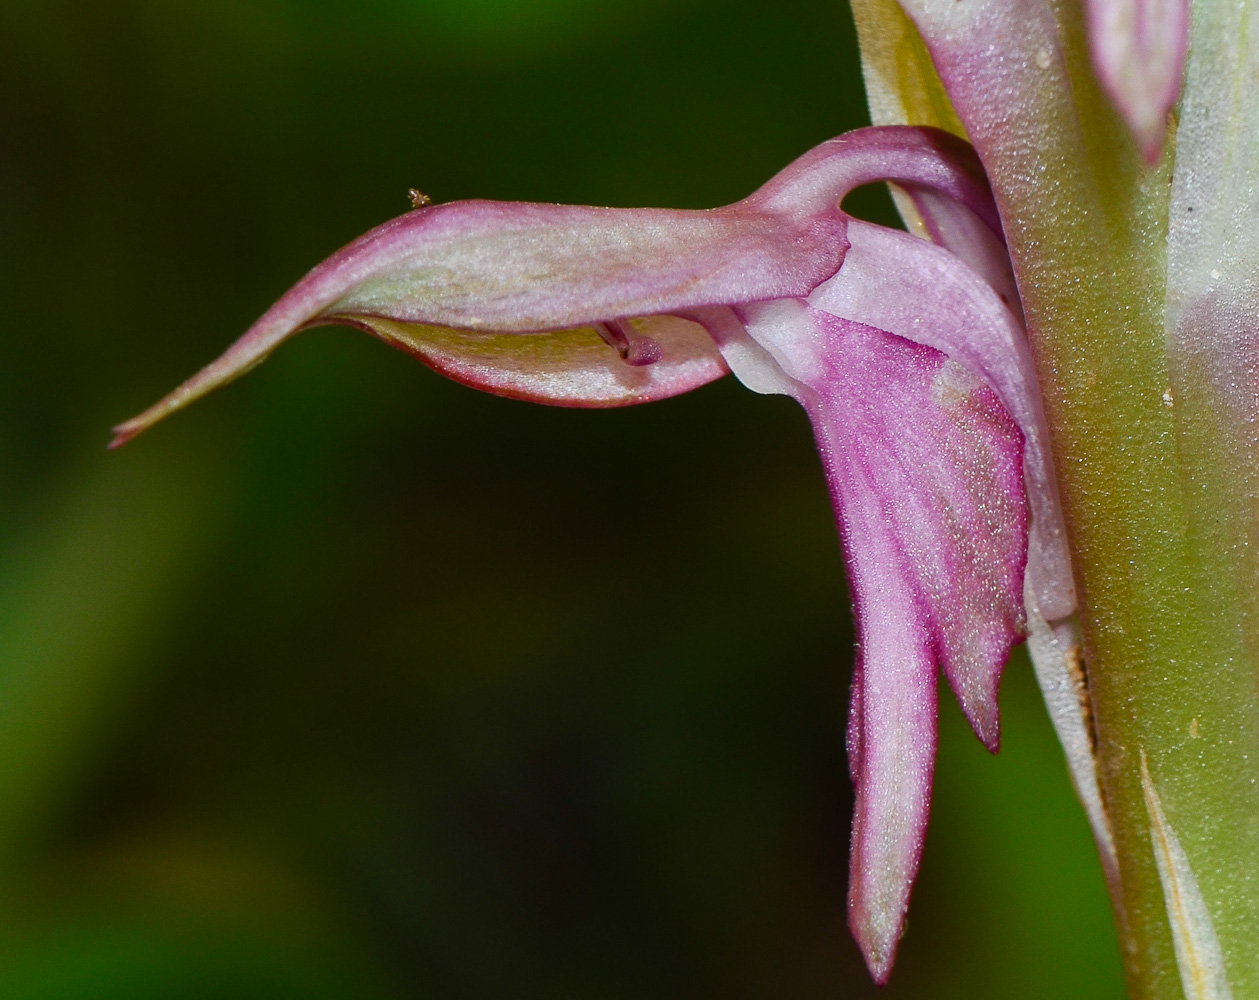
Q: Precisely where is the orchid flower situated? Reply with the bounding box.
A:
[114,0,1259,993]
[112,125,1052,981]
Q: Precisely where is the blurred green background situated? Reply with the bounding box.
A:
[0,0,1124,996]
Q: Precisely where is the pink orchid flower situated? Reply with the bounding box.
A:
[112,125,1074,981]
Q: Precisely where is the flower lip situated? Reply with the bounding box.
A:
[812,218,1074,624]
[719,300,1029,982]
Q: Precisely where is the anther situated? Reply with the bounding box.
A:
[623,336,662,366]
[597,319,662,367]
[407,188,433,208]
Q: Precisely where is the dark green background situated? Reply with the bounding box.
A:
[0,1,1123,996]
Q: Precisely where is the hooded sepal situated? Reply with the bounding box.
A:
[111,126,1005,449]
[110,198,838,447]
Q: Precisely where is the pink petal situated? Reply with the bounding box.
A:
[807,220,1076,757]
[721,302,1028,978]
[1085,0,1188,163]
[810,220,1075,630]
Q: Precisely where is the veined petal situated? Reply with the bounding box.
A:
[719,301,1027,978]
[1085,0,1188,164]
[806,221,1069,749]
[810,220,1073,628]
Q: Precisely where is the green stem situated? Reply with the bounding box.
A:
[976,8,1259,998]
[853,0,1259,987]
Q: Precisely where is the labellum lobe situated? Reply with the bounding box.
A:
[720,300,1028,981]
